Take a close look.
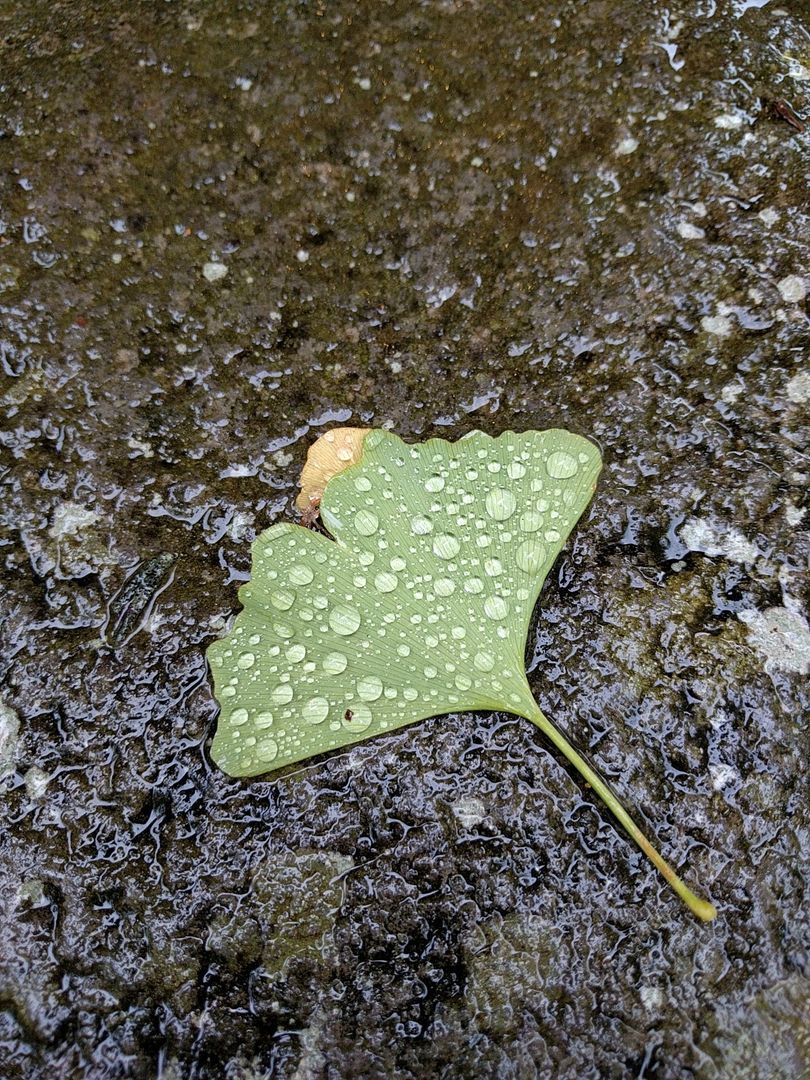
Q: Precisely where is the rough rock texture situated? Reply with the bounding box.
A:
[1,1,808,1077]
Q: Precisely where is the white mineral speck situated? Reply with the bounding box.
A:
[786,372,810,404]
[615,137,639,155]
[452,797,487,829]
[680,518,759,564]
[785,502,806,527]
[640,986,664,1012]
[202,261,228,282]
[296,249,310,263]
[776,274,807,304]
[738,606,810,675]
[677,221,705,240]
[24,766,50,800]
[0,701,20,777]
[49,501,99,540]
[758,207,779,227]
[709,763,739,791]
[701,314,733,337]
[714,112,744,129]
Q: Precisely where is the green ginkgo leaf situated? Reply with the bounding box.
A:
[207,428,717,921]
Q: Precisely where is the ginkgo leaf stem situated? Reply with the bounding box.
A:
[523,702,718,922]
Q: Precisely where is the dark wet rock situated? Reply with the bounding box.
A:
[1,0,809,1077]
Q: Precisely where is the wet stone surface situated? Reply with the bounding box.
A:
[0,1,809,1077]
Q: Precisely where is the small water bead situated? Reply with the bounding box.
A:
[476,533,492,548]
[516,538,546,574]
[464,577,484,594]
[270,589,295,611]
[397,644,411,657]
[357,675,383,701]
[342,702,373,732]
[255,712,274,729]
[336,445,353,462]
[411,515,433,535]
[374,571,398,593]
[425,634,440,649]
[402,688,418,701]
[473,651,495,672]
[220,686,237,698]
[507,461,526,479]
[424,665,438,679]
[434,577,455,596]
[286,644,306,663]
[465,468,478,481]
[546,450,578,479]
[237,652,256,670]
[384,687,398,699]
[248,634,261,645]
[256,738,279,762]
[544,528,561,543]
[302,697,329,724]
[433,534,460,559]
[354,476,372,492]
[329,605,362,636]
[230,708,250,726]
[270,684,294,706]
[455,673,473,691]
[485,488,517,521]
[425,475,445,492]
[353,575,367,588]
[484,558,503,577]
[451,626,466,640]
[289,564,314,586]
[484,595,509,620]
[354,509,379,536]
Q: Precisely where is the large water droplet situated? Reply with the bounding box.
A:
[237,652,256,669]
[323,651,348,674]
[397,644,411,657]
[303,697,329,724]
[516,538,546,574]
[425,475,445,492]
[357,675,383,701]
[255,711,274,729]
[289,564,314,586]
[484,558,502,577]
[329,605,362,636]
[473,651,495,672]
[484,595,509,620]
[402,688,418,701]
[256,737,279,762]
[455,673,472,691]
[230,708,249,726]
[519,510,543,533]
[270,589,295,611]
[354,509,379,536]
[270,684,294,705]
[507,461,526,479]
[354,476,372,492]
[286,644,306,663]
[546,450,578,479]
[433,534,460,559]
[374,571,398,593]
[411,515,433,535]
[485,488,517,521]
[434,577,455,596]
[342,702,373,731]
[464,577,484,594]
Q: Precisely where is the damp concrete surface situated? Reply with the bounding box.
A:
[0,1,809,1077]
